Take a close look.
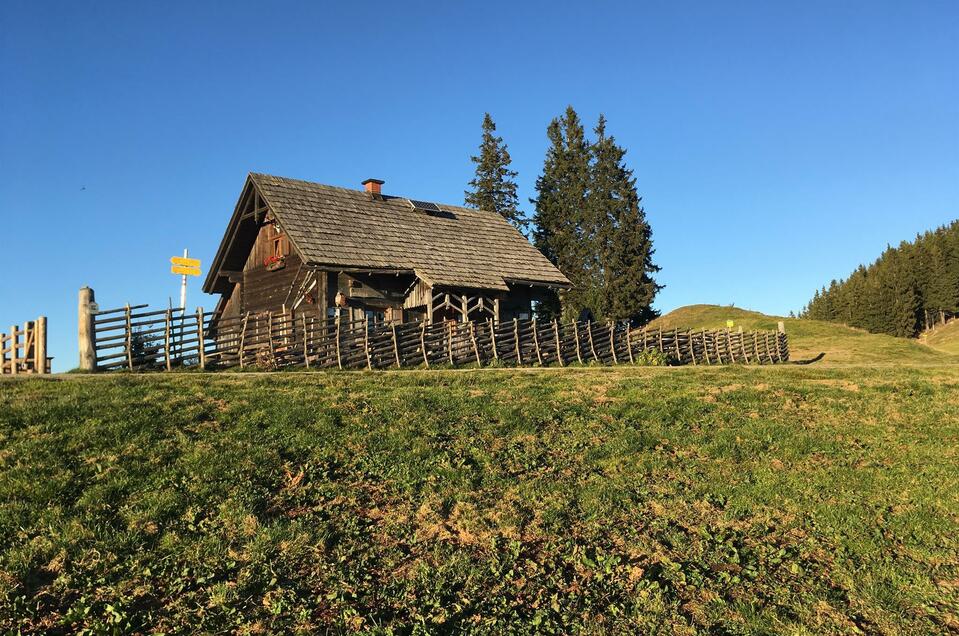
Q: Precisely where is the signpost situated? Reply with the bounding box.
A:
[170,250,201,309]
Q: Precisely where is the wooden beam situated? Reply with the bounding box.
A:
[78,287,97,371]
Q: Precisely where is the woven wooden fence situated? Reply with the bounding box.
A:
[83,301,789,372]
[1,317,49,375]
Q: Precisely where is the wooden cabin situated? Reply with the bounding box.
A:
[203,173,570,329]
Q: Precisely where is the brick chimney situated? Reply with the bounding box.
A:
[362,178,384,199]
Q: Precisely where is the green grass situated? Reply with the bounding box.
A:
[924,319,959,355]
[2,367,959,634]
[649,304,959,365]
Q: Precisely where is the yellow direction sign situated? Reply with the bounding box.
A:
[171,265,201,276]
[171,256,201,268]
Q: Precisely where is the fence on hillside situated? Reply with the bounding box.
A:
[1,316,49,375]
[78,290,789,372]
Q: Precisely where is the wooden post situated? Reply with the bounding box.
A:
[125,304,134,371]
[702,330,711,365]
[10,324,19,375]
[35,316,47,374]
[469,321,481,366]
[462,295,469,323]
[513,318,522,364]
[657,328,664,357]
[302,314,311,369]
[587,321,598,362]
[364,320,372,369]
[426,287,434,324]
[164,308,172,371]
[197,308,207,370]
[531,319,543,365]
[392,323,402,368]
[238,313,249,368]
[267,311,276,360]
[448,321,455,365]
[554,319,564,366]
[685,330,696,366]
[739,326,749,364]
[489,317,498,360]
[573,322,583,364]
[420,320,430,367]
[609,323,618,364]
[335,314,343,369]
[776,322,786,363]
[493,297,500,323]
[78,287,97,372]
[626,325,634,364]
[724,329,734,363]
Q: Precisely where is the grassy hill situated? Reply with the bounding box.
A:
[3,368,959,633]
[923,319,959,355]
[649,304,958,365]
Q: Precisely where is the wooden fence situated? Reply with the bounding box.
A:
[80,296,789,373]
[1,316,49,375]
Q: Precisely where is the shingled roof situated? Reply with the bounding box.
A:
[209,173,570,292]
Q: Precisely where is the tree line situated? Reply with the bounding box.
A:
[802,221,959,337]
[464,108,660,325]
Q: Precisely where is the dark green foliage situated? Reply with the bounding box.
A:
[589,116,661,325]
[803,221,959,337]
[465,113,526,232]
[532,107,660,323]
[532,107,593,320]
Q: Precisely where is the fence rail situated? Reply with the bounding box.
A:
[1,316,49,375]
[81,296,789,373]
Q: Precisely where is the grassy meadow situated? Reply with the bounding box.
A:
[924,319,959,355]
[2,364,959,634]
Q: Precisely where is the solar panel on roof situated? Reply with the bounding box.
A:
[407,199,442,214]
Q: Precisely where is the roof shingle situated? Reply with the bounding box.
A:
[250,173,570,291]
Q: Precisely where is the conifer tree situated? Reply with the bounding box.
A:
[465,113,526,231]
[802,220,959,337]
[588,115,661,324]
[531,106,592,320]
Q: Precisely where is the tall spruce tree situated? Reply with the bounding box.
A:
[588,115,660,324]
[465,113,526,231]
[531,106,592,320]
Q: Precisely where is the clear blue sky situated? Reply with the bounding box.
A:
[2,1,957,371]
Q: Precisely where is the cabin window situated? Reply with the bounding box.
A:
[365,309,385,327]
[270,223,286,259]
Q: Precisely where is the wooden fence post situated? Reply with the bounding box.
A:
[573,322,583,364]
[609,323,618,364]
[302,314,311,369]
[513,318,522,364]
[125,304,134,371]
[35,316,47,374]
[448,321,455,365]
[197,308,207,370]
[10,324,19,376]
[469,321,481,366]
[238,313,249,368]
[78,287,97,372]
[364,320,373,370]
[554,319,564,366]
[164,308,172,371]
[393,323,402,368]
[335,314,343,369]
[625,324,634,364]
[702,330,711,365]
[587,321,598,362]
[489,318,498,360]
[531,319,543,365]
[420,320,430,368]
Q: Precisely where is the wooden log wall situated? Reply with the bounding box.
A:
[1,316,49,375]
[88,302,790,372]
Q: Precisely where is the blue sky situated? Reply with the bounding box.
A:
[2,1,957,371]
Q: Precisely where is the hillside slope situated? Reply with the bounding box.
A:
[923,319,959,355]
[649,304,957,365]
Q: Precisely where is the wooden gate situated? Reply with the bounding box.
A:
[1,317,49,375]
